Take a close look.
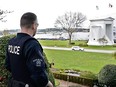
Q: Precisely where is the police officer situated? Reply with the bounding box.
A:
[5,12,53,87]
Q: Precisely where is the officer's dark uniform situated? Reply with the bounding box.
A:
[5,33,48,87]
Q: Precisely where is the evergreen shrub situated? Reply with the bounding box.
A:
[98,64,116,86]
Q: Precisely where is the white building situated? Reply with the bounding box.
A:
[87,17,114,45]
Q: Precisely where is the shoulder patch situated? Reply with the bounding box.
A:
[33,59,42,67]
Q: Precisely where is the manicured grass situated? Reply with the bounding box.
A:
[39,40,69,47]
[44,49,116,74]
[39,40,116,50]
[84,45,116,50]
[39,40,87,47]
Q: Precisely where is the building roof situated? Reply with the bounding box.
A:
[90,17,115,21]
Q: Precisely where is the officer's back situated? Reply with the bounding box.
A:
[5,12,53,87]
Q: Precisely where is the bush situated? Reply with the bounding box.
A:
[78,43,88,47]
[70,42,75,45]
[98,64,116,86]
[113,44,116,47]
[43,53,55,86]
[112,52,116,59]
[80,71,97,80]
[0,35,15,86]
[0,35,55,86]
[0,35,15,55]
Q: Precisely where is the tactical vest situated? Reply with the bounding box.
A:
[8,35,36,84]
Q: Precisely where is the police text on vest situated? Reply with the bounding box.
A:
[8,45,20,55]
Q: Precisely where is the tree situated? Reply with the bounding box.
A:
[54,11,86,45]
[0,9,13,22]
[2,30,9,36]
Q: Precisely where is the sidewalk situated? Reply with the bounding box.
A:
[56,79,89,87]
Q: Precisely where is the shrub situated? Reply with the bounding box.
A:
[43,53,55,86]
[98,64,116,86]
[0,35,55,86]
[0,35,15,86]
[112,44,116,47]
[112,52,116,59]
[80,71,97,80]
[0,35,15,55]
[70,42,75,45]
[78,43,88,47]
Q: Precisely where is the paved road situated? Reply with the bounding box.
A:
[42,46,115,54]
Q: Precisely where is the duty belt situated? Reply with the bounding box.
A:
[8,78,30,87]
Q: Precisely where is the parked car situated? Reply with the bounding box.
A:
[71,46,84,51]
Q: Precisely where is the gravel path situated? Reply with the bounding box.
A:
[56,79,89,87]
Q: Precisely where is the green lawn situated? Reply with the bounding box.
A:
[44,49,116,74]
[39,40,116,50]
[85,45,116,50]
[39,40,87,47]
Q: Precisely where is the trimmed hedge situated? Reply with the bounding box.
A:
[53,72,95,87]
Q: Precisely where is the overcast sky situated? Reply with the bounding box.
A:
[0,0,116,30]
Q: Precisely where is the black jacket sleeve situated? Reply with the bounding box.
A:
[24,40,48,87]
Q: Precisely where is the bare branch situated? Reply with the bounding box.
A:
[54,11,86,44]
[0,9,13,22]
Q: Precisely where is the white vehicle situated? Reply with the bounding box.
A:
[71,46,84,51]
